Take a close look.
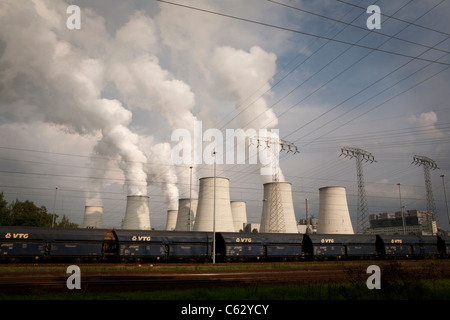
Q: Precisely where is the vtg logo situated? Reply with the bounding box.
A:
[4,233,29,239]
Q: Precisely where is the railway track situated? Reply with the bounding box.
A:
[1,260,449,296]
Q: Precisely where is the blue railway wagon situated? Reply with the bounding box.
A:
[378,235,420,258]
[166,231,212,260]
[302,234,380,259]
[0,227,108,261]
[343,235,381,258]
[0,226,48,260]
[302,234,346,258]
[216,232,265,261]
[45,228,108,260]
[113,229,167,261]
[419,235,440,256]
[113,230,212,261]
[264,233,303,259]
[438,235,450,257]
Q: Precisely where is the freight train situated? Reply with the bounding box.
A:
[0,226,448,262]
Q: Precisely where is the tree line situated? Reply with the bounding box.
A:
[0,192,78,227]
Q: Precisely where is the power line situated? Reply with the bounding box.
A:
[336,0,450,37]
[267,0,450,55]
[155,0,450,66]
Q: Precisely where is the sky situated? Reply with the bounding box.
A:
[0,0,449,231]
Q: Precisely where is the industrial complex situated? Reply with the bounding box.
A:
[81,174,442,237]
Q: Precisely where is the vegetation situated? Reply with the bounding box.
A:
[2,279,449,300]
[1,260,449,300]
[0,192,77,227]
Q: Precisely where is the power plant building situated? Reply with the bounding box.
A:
[165,209,178,231]
[231,201,247,232]
[175,198,198,231]
[260,182,298,233]
[368,210,437,235]
[317,186,354,234]
[82,206,103,228]
[122,195,151,230]
[193,177,235,232]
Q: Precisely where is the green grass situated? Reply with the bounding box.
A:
[3,279,450,300]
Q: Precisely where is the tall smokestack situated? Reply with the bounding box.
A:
[165,209,178,231]
[260,182,298,233]
[231,201,247,232]
[82,206,103,228]
[193,177,235,232]
[317,186,354,234]
[123,195,151,230]
[175,198,198,231]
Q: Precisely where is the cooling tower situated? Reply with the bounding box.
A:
[165,210,178,231]
[82,206,103,228]
[231,201,247,232]
[193,177,235,232]
[260,182,298,233]
[122,195,151,230]
[175,198,198,231]
[317,186,354,234]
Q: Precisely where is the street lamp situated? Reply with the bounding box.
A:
[397,183,406,235]
[52,186,58,228]
[213,151,216,265]
[441,174,450,231]
[188,166,193,231]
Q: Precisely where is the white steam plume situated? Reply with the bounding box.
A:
[0,1,148,199]
[210,46,283,182]
[109,11,199,208]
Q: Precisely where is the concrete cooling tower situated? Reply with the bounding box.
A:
[260,182,298,233]
[165,210,178,231]
[82,206,103,228]
[175,198,198,231]
[231,201,247,232]
[193,177,235,232]
[317,186,354,234]
[122,195,151,230]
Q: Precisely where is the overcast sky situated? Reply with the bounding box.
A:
[0,0,449,231]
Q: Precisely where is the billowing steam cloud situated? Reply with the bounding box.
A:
[0,1,149,200]
[0,1,281,220]
[210,45,284,182]
[211,46,278,130]
[0,1,197,209]
[108,11,198,209]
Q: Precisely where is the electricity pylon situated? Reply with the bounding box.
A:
[340,147,376,233]
[412,155,439,224]
[253,134,299,233]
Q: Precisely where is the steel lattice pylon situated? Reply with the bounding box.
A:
[340,147,376,233]
[412,155,439,224]
[253,134,299,233]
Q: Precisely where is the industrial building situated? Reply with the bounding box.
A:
[260,182,298,233]
[193,177,235,232]
[368,209,437,235]
[165,209,177,231]
[122,195,151,230]
[231,201,247,232]
[175,198,198,231]
[82,206,103,229]
[317,186,354,234]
